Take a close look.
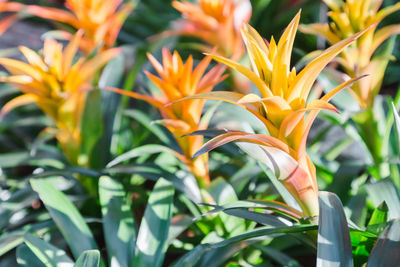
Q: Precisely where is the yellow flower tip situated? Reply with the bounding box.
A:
[17,45,27,52]
[240,23,250,34]
[146,52,153,59]
[326,104,339,114]
[295,8,302,18]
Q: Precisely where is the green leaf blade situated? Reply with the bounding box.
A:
[99,176,136,267]
[317,191,353,267]
[134,178,175,267]
[30,179,99,260]
[23,232,74,267]
[74,250,101,267]
[367,219,400,267]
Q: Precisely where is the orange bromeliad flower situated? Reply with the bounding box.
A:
[173,11,367,217]
[0,31,120,165]
[170,0,252,59]
[106,48,226,186]
[300,0,400,109]
[167,0,252,93]
[26,0,134,54]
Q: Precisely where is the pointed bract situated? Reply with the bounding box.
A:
[300,0,400,108]
[0,33,120,164]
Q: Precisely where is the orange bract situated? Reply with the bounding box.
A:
[0,1,25,35]
[26,0,134,54]
[0,31,120,164]
[171,0,251,59]
[173,11,367,216]
[300,0,400,109]
[106,48,225,185]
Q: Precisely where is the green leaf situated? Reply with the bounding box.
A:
[317,68,360,112]
[111,47,147,155]
[98,53,125,88]
[99,176,135,267]
[366,202,389,235]
[16,244,44,267]
[23,232,74,267]
[105,163,201,203]
[345,193,368,228]
[134,178,175,267]
[124,109,176,149]
[81,89,103,165]
[391,102,400,154]
[208,178,246,236]
[352,108,383,165]
[106,144,175,167]
[30,179,100,260]
[0,232,25,257]
[256,245,301,267]
[365,179,400,220]
[327,162,365,203]
[90,53,125,169]
[167,215,193,245]
[199,200,302,224]
[0,151,30,168]
[173,224,317,266]
[0,187,37,230]
[367,219,400,267]
[0,220,55,257]
[222,209,287,227]
[74,250,101,267]
[317,191,353,267]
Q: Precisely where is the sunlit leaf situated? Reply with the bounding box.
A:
[367,219,400,266]
[134,178,174,267]
[30,179,100,261]
[74,250,101,267]
[99,176,135,267]
[317,191,353,267]
[23,232,74,267]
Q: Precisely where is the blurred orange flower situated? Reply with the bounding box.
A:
[0,1,24,35]
[106,48,226,186]
[300,0,400,109]
[171,0,251,59]
[173,12,367,216]
[26,0,134,54]
[0,31,120,164]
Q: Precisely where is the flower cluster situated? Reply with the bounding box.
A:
[171,0,251,59]
[26,0,134,54]
[300,0,400,109]
[106,48,225,185]
[0,31,120,164]
[175,11,367,216]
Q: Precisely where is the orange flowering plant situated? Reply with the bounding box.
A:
[0,0,25,35]
[170,0,251,59]
[173,11,367,217]
[106,48,225,186]
[300,0,400,109]
[300,0,400,167]
[26,0,134,54]
[164,0,251,93]
[0,31,120,166]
